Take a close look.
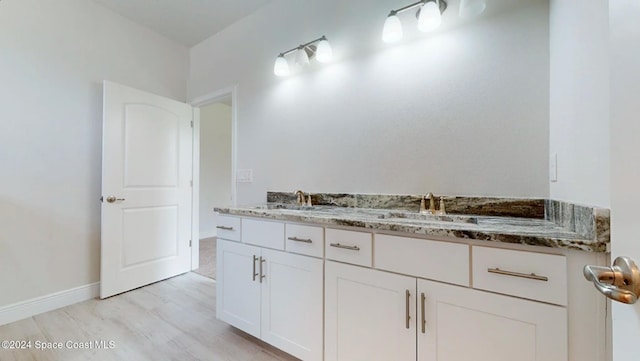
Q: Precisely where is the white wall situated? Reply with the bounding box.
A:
[189,0,551,205]
[200,103,233,238]
[549,0,610,207]
[0,0,189,307]
[609,1,640,359]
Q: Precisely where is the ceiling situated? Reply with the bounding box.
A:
[93,0,270,47]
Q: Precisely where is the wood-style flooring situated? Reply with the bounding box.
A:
[194,237,217,280]
[0,273,299,361]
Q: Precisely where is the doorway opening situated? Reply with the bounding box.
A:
[190,87,237,280]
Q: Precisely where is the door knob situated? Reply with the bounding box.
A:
[105,196,125,203]
[584,256,640,304]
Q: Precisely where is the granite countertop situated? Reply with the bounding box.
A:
[214,203,609,253]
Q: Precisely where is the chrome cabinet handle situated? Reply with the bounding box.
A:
[421,292,426,334]
[288,237,313,243]
[584,256,640,304]
[330,243,360,251]
[259,257,266,283]
[252,255,259,282]
[405,290,411,329]
[487,268,549,282]
[216,226,233,230]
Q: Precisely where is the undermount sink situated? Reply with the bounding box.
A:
[382,212,479,224]
[251,204,479,224]
[252,204,325,211]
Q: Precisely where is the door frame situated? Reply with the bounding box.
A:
[189,85,238,270]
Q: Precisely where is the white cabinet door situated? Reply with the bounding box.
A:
[418,279,567,361]
[325,261,416,361]
[261,249,324,361]
[216,239,262,338]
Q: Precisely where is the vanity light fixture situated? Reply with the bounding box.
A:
[274,55,290,76]
[315,38,333,63]
[273,35,333,77]
[417,0,444,32]
[382,0,448,43]
[295,47,310,66]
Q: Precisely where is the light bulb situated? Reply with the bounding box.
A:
[417,1,442,32]
[315,39,333,63]
[295,48,310,66]
[382,14,403,43]
[459,0,486,18]
[273,55,290,76]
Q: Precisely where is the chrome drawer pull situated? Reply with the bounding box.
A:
[405,290,411,329]
[216,226,234,230]
[252,255,259,282]
[288,237,313,243]
[259,257,266,283]
[330,243,360,251]
[488,268,549,282]
[421,293,426,334]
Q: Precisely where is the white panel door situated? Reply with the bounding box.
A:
[216,239,262,338]
[417,279,567,361]
[101,81,193,298]
[325,261,416,361]
[610,2,640,360]
[261,249,324,361]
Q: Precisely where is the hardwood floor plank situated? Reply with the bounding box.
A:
[0,273,299,361]
[0,318,55,361]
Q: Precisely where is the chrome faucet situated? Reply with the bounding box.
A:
[294,190,306,206]
[420,192,437,214]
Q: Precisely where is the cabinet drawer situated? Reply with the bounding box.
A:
[375,234,470,286]
[215,215,241,241]
[472,246,567,306]
[242,218,285,250]
[325,228,372,267]
[285,224,324,258]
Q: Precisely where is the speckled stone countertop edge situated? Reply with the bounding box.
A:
[214,206,608,253]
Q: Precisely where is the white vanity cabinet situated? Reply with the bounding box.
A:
[214,214,241,241]
[216,218,324,361]
[261,248,323,361]
[325,228,373,267]
[325,233,568,361]
[418,279,567,361]
[242,218,285,250]
[285,224,324,257]
[216,239,262,337]
[325,261,416,361]
[217,216,572,361]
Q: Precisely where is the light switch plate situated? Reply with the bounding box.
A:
[236,169,253,183]
[550,153,558,182]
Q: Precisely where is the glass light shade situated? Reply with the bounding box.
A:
[315,39,333,63]
[273,55,290,76]
[417,1,442,32]
[295,48,310,66]
[459,0,486,18]
[382,15,403,43]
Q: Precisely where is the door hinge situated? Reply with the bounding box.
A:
[190,180,193,187]
[189,240,192,247]
[190,121,194,128]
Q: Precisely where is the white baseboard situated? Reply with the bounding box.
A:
[200,230,217,239]
[0,282,100,326]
